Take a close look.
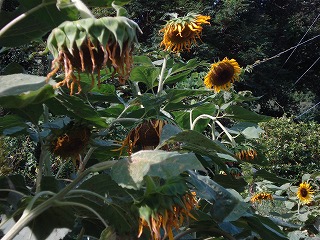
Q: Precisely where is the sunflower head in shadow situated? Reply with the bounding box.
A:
[48,122,91,160]
[46,16,141,94]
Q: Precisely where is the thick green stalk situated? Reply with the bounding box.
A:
[157,56,168,96]
[2,161,116,240]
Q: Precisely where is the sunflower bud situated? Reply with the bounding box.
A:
[47,17,141,94]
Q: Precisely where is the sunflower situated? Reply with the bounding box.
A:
[235,147,257,161]
[48,123,91,160]
[160,13,210,53]
[250,192,273,204]
[297,182,315,205]
[116,119,167,155]
[204,57,241,92]
[138,192,198,240]
[46,17,141,94]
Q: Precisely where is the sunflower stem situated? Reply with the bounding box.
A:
[77,147,97,174]
[157,56,168,96]
[215,120,236,147]
[190,114,217,130]
[2,160,116,240]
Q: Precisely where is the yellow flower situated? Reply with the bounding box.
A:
[204,57,241,92]
[250,192,273,204]
[138,192,197,240]
[235,148,257,161]
[160,13,210,53]
[297,182,315,205]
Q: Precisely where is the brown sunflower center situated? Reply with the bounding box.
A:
[211,62,235,86]
[300,188,308,197]
[168,26,194,43]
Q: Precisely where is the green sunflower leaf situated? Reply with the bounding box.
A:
[225,105,272,123]
[188,171,250,222]
[111,150,205,189]
[158,130,235,172]
[130,66,160,89]
[0,115,27,135]
[0,0,79,47]
[0,79,55,109]
[53,94,108,128]
[243,215,288,240]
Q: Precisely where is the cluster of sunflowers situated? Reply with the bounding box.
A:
[44,8,318,240]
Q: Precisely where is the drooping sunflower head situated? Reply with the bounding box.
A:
[47,16,141,94]
[137,192,198,240]
[204,57,241,93]
[250,192,273,204]
[297,182,315,205]
[48,123,91,159]
[117,119,167,155]
[235,146,258,161]
[160,13,210,53]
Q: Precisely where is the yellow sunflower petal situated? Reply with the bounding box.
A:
[204,57,241,93]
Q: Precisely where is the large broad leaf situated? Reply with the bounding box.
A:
[255,169,292,185]
[0,115,27,135]
[188,171,250,222]
[243,215,288,240]
[111,150,205,189]
[159,130,236,172]
[165,89,209,104]
[51,94,108,128]
[0,197,74,240]
[130,66,160,89]
[165,59,207,84]
[0,0,78,47]
[0,74,55,108]
[225,105,271,123]
[173,103,217,132]
[0,0,131,47]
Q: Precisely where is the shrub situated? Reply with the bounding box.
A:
[259,116,320,180]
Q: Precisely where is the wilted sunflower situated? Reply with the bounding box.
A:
[46,17,141,94]
[117,119,167,155]
[235,147,257,161]
[250,192,273,204]
[48,123,91,160]
[138,192,198,240]
[204,57,241,92]
[160,13,210,53]
[297,182,315,205]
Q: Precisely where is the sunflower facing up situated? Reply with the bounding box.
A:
[204,57,241,93]
[297,182,315,205]
[160,13,210,53]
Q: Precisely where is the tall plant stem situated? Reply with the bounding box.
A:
[0,1,55,38]
[2,161,116,240]
[157,56,168,96]
[35,105,51,193]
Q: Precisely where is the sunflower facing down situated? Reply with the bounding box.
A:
[160,13,210,53]
[204,57,241,93]
[250,192,273,204]
[137,192,198,240]
[297,182,315,205]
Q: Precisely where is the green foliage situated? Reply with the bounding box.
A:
[259,116,320,180]
[0,1,320,240]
